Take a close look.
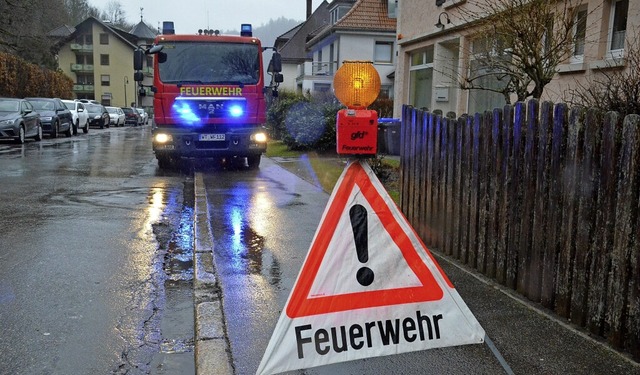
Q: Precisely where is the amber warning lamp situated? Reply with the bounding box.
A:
[334,61,380,156]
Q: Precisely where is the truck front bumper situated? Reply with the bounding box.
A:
[152,126,267,158]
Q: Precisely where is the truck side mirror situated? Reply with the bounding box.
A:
[133,49,144,71]
[134,72,144,82]
[270,52,282,73]
[158,52,167,64]
[274,73,283,83]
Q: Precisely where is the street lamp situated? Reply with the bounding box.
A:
[124,76,129,106]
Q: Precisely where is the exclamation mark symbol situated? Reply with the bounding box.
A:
[350,204,374,286]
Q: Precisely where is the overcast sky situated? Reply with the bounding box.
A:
[88,0,327,34]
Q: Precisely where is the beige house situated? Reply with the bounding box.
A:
[393,0,638,117]
[51,17,156,109]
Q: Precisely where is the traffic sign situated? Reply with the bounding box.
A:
[257,161,485,375]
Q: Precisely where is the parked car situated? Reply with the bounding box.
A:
[25,97,74,138]
[61,99,89,134]
[78,99,101,105]
[0,97,42,143]
[135,108,148,125]
[121,107,140,126]
[106,106,125,127]
[85,103,110,129]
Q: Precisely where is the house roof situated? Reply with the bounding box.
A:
[47,24,75,38]
[276,0,331,62]
[51,17,140,50]
[129,20,158,41]
[307,0,396,47]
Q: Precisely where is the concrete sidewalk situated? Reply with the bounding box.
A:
[191,157,640,375]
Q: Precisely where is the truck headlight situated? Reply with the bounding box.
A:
[154,133,173,143]
[251,132,267,143]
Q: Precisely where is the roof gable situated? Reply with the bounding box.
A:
[308,0,396,47]
[277,0,331,61]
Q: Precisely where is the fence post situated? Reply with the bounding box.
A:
[444,115,457,256]
[490,108,505,281]
[587,111,620,336]
[529,100,552,302]
[506,102,526,289]
[424,111,436,245]
[607,114,640,350]
[460,115,473,264]
[452,115,466,261]
[571,107,601,326]
[557,106,585,317]
[542,103,568,308]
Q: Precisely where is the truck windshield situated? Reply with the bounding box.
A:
[157,42,260,85]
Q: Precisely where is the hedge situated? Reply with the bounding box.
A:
[0,52,73,98]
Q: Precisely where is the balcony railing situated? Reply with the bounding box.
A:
[72,84,95,92]
[70,44,93,53]
[297,61,339,78]
[70,64,94,72]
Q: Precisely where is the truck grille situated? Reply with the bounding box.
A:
[174,97,246,119]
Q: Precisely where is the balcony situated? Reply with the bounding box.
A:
[297,61,338,79]
[70,44,93,53]
[73,84,95,93]
[70,64,94,73]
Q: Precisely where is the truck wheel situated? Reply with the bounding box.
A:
[247,155,261,169]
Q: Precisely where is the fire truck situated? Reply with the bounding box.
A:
[133,22,282,169]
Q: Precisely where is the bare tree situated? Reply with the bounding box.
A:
[459,0,587,104]
[566,33,640,117]
[100,0,132,30]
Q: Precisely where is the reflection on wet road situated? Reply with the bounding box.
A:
[203,157,332,375]
[0,127,195,374]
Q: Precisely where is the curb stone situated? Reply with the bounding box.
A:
[193,172,234,375]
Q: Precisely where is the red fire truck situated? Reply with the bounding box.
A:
[134,22,282,169]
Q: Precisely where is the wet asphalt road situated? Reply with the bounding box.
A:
[0,126,194,374]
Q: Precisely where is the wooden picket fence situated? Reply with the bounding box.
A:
[398,101,639,361]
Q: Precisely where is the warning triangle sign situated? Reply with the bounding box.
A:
[257,161,485,375]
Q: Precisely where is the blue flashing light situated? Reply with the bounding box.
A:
[172,101,200,124]
[240,24,252,37]
[229,104,244,118]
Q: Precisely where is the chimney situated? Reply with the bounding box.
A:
[307,0,312,19]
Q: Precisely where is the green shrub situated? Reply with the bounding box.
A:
[266,90,308,140]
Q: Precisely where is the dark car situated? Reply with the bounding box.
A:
[121,107,140,126]
[0,98,42,143]
[85,103,110,129]
[25,97,74,138]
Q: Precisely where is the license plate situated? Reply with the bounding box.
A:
[199,134,225,141]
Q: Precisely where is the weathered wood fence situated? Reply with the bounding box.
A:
[398,101,639,361]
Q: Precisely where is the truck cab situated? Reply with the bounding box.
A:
[134,22,282,169]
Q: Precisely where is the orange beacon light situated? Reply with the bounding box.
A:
[333,61,380,156]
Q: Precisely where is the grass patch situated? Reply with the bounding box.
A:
[266,140,400,204]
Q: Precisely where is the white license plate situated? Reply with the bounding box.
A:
[199,134,225,141]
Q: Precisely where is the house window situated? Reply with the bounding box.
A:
[467,37,508,115]
[100,54,109,66]
[101,74,110,86]
[330,6,350,24]
[388,0,397,18]
[609,0,628,56]
[374,41,393,63]
[99,33,109,45]
[379,85,392,99]
[572,6,588,62]
[408,47,434,110]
